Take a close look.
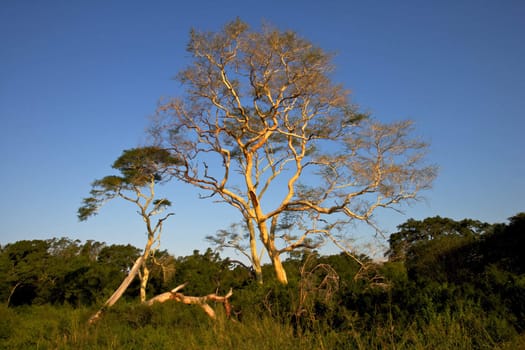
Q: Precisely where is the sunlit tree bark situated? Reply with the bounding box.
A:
[152,19,437,284]
[79,147,178,321]
[145,282,233,319]
[87,255,144,324]
[206,219,264,283]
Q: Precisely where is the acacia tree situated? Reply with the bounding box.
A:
[79,146,179,322]
[152,19,436,284]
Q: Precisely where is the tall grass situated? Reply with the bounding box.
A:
[0,303,523,349]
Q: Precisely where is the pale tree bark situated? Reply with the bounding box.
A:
[153,19,437,284]
[139,264,150,303]
[87,206,169,323]
[6,281,22,307]
[270,254,288,285]
[206,219,264,284]
[145,283,233,319]
[80,147,179,323]
[243,217,264,284]
[88,256,144,324]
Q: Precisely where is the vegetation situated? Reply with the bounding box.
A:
[1,213,524,348]
[78,147,181,322]
[151,18,436,284]
[2,18,519,349]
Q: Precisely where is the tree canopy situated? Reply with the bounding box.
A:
[78,146,179,221]
[386,216,492,261]
[152,19,437,284]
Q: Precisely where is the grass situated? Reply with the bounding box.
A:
[0,303,523,350]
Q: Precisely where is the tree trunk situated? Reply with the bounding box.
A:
[88,256,144,324]
[271,253,288,285]
[247,218,263,284]
[6,281,22,307]
[254,265,263,284]
[139,265,150,303]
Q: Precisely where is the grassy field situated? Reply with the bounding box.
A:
[1,303,524,350]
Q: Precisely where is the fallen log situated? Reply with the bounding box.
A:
[145,283,233,319]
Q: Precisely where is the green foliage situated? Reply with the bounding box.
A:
[78,146,178,221]
[0,239,145,306]
[1,212,524,347]
[111,146,180,185]
[387,216,491,261]
[1,302,523,349]
[172,248,239,295]
[0,240,50,306]
[385,213,525,339]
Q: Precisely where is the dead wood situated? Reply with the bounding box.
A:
[145,283,233,319]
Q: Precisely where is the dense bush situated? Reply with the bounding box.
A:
[0,212,524,348]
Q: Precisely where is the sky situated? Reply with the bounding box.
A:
[1,0,523,259]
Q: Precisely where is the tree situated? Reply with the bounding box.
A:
[0,238,105,307]
[173,248,231,295]
[79,146,179,322]
[386,216,491,261]
[0,240,50,306]
[66,242,142,306]
[152,19,436,284]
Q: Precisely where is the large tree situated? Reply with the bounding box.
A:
[152,19,436,284]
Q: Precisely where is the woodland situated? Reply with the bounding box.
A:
[1,19,523,349]
[1,213,524,348]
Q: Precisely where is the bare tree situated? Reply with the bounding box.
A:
[152,19,436,284]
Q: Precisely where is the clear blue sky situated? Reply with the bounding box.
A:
[1,0,523,258]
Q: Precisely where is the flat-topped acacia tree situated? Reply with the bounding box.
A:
[152,19,437,285]
[79,146,179,322]
[80,147,234,323]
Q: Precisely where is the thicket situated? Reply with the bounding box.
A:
[0,213,524,349]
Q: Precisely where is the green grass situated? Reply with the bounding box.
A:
[0,303,523,350]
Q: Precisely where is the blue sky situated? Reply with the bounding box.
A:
[1,0,523,258]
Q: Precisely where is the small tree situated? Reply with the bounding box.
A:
[152,19,436,284]
[0,240,50,306]
[79,146,179,322]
